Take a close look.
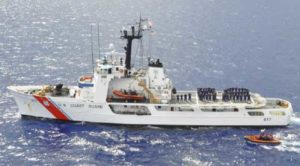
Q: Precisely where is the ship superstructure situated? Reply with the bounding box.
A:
[7,19,293,126]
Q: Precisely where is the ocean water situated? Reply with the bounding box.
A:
[1,0,300,165]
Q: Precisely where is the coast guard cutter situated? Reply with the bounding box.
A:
[7,19,293,126]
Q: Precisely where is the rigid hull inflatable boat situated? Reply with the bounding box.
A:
[7,19,293,126]
[244,134,281,145]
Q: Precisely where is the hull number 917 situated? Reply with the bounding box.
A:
[264,117,271,121]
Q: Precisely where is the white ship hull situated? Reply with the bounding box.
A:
[8,86,292,126]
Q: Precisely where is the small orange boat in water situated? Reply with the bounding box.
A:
[112,90,144,100]
[244,134,281,145]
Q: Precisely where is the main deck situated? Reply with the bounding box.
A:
[8,85,286,110]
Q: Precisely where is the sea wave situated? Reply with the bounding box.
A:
[71,136,126,156]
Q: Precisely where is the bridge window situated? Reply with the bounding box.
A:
[248,111,264,116]
[270,111,285,116]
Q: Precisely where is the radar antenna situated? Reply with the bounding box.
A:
[120,17,151,70]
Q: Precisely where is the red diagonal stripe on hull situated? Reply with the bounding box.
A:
[33,95,69,121]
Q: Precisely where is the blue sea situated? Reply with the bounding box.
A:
[1,0,300,165]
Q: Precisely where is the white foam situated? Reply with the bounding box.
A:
[261,132,300,153]
[89,131,120,142]
[129,135,144,142]
[291,115,300,125]
[281,141,300,147]
[150,139,166,145]
[261,145,272,150]
[7,145,15,150]
[129,147,140,152]
[2,110,20,119]
[46,66,59,70]
[71,136,126,156]
[182,156,212,166]
[146,125,164,130]
[27,157,39,161]
[275,144,300,154]
[14,152,24,157]
[213,70,224,75]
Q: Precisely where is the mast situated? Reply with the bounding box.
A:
[120,19,143,70]
[90,25,94,75]
[97,24,101,59]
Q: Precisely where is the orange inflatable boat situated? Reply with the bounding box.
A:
[244,134,281,145]
[112,90,144,100]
